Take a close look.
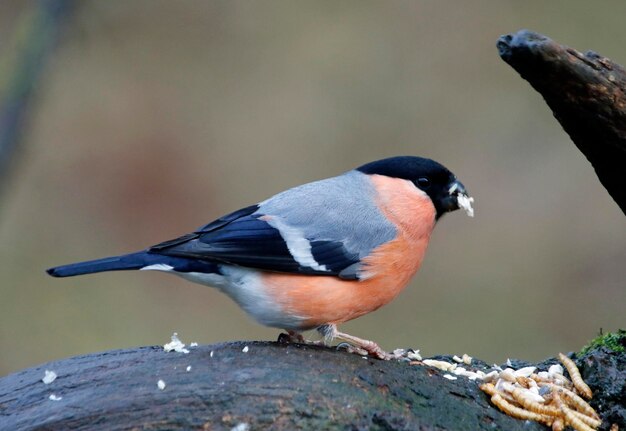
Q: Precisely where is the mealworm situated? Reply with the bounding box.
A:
[490,392,552,424]
[510,387,560,417]
[558,353,593,399]
[553,390,596,431]
[568,409,602,429]
[552,418,564,431]
[549,385,598,419]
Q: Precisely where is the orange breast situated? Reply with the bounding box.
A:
[261,175,437,329]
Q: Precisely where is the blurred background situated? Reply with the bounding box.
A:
[1,1,624,376]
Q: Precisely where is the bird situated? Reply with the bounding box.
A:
[47,156,474,359]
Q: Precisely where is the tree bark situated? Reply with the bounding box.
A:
[497,29,626,216]
[0,342,548,431]
[1,341,624,430]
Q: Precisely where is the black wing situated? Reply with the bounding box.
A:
[149,205,360,278]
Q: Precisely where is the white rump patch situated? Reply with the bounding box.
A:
[262,216,328,271]
[140,264,174,271]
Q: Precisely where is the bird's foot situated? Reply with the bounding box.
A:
[277,330,323,346]
[277,330,305,344]
[318,324,391,360]
[336,342,369,357]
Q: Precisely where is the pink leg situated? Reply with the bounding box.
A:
[317,324,391,360]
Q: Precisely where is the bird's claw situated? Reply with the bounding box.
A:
[278,330,324,346]
[336,341,391,360]
[336,342,368,357]
[277,332,292,344]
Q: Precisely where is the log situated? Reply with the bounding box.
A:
[2,340,624,430]
[0,342,548,431]
[497,29,626,215]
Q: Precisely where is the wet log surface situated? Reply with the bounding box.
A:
[498,29,626,215]
[1,341,624,430]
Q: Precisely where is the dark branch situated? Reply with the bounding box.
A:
[498,29,626,215]
[0,342,548,431]
[1,340,623,429]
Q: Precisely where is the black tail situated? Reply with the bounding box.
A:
[46,252,151,277]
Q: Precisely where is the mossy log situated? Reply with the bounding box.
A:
[498,29,626,215]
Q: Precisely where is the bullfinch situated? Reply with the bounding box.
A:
[47,156,473,359]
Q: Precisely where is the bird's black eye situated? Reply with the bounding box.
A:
[416,177,431,189]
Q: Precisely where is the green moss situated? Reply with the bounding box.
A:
[580,329,626,355]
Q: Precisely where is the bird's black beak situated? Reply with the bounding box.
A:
[440,179,474,217]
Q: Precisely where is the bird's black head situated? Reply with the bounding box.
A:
[356,156,473,219]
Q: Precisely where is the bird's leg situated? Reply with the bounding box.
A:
[317,324,390,360]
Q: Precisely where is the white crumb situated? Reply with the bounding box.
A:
[422,359,457,372]
[392,348,407,357]
[452,354,473,364]
[231,423,250,431]
[481,370,500,383]
[506,358,513,367]
[190,342,198,347]
[500,368,517,382]
[406,350,422,361]
[548,364,564,376]
[48,394,62,401]
[210,350,214,357]
[242,346,249,353]
[157,379,166,390]
[451,366,483,381]
[513,366,536,378]
[457,193,475,217]
[186,365,192,372]
[163,332,190,354]
[42,370,57,384]
[409,353,508,384]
